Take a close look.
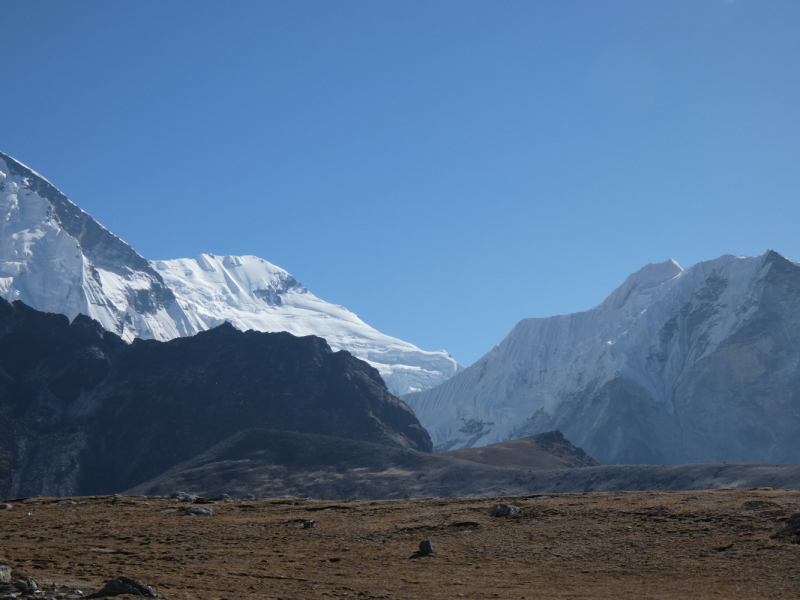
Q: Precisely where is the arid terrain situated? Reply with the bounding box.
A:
[2,488,799,599]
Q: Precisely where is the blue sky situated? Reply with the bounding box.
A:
[2,1,799,366]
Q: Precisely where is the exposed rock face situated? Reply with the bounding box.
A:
[0,297,431,497]
[405,251,800,464]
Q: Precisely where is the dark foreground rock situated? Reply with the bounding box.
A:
[0,571,163,600]
[86,576,161,598]
[0,297,431,497]
[0,565,166,600]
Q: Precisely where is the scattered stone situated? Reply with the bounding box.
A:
[0,504,11,510]
[490,504,521,517]
[55,500,77,506]
[303,520,316,529]
[86,576,160,598]
[244,494,256,500]
[25,512,33,517]
[171,492,197,503]
[418,540,434,555]
[184,506,213,517]
[409,539,435,559]
[0,565,10,584]
[215,494,232,503]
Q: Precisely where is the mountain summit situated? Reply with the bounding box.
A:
[0,150,461,395]
[405,250,800,464]
[0,150,181,340]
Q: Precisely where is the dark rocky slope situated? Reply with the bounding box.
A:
[0,298,431,497]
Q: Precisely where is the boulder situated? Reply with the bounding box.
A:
[418,540,434,556]
[490,504,520,517]
[184,506,213,517]
[86,576,160,598]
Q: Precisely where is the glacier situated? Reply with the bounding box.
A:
[0,150,461,396]
[404,250,800,464]
[151,254,462,394]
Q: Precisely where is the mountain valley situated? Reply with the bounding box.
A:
[4,148,800,501]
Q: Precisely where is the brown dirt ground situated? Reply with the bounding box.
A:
[1,488,799,599]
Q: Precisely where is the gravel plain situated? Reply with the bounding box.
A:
[1,489,799,600]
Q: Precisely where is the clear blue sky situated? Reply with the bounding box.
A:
[2,1,799,366]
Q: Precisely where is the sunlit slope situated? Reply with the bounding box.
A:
[405,250,800,464]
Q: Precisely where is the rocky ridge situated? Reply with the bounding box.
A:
[0,297,430,498]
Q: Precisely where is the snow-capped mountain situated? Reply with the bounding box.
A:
[151,254,461,394]
[0,150,461,395]
[404,250,800,464]
[0,151,183,340]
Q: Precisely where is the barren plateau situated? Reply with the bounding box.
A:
[1,488,799,599]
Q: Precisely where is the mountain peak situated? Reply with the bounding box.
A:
[0,150,50,183]
[604,258,683,310]
[630,258,683,287]
[763,248,795,266]
[406,250,800,464]
[0,150,176,339]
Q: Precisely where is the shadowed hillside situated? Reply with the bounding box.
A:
[0,298,430,497]
[127,428,800,500]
